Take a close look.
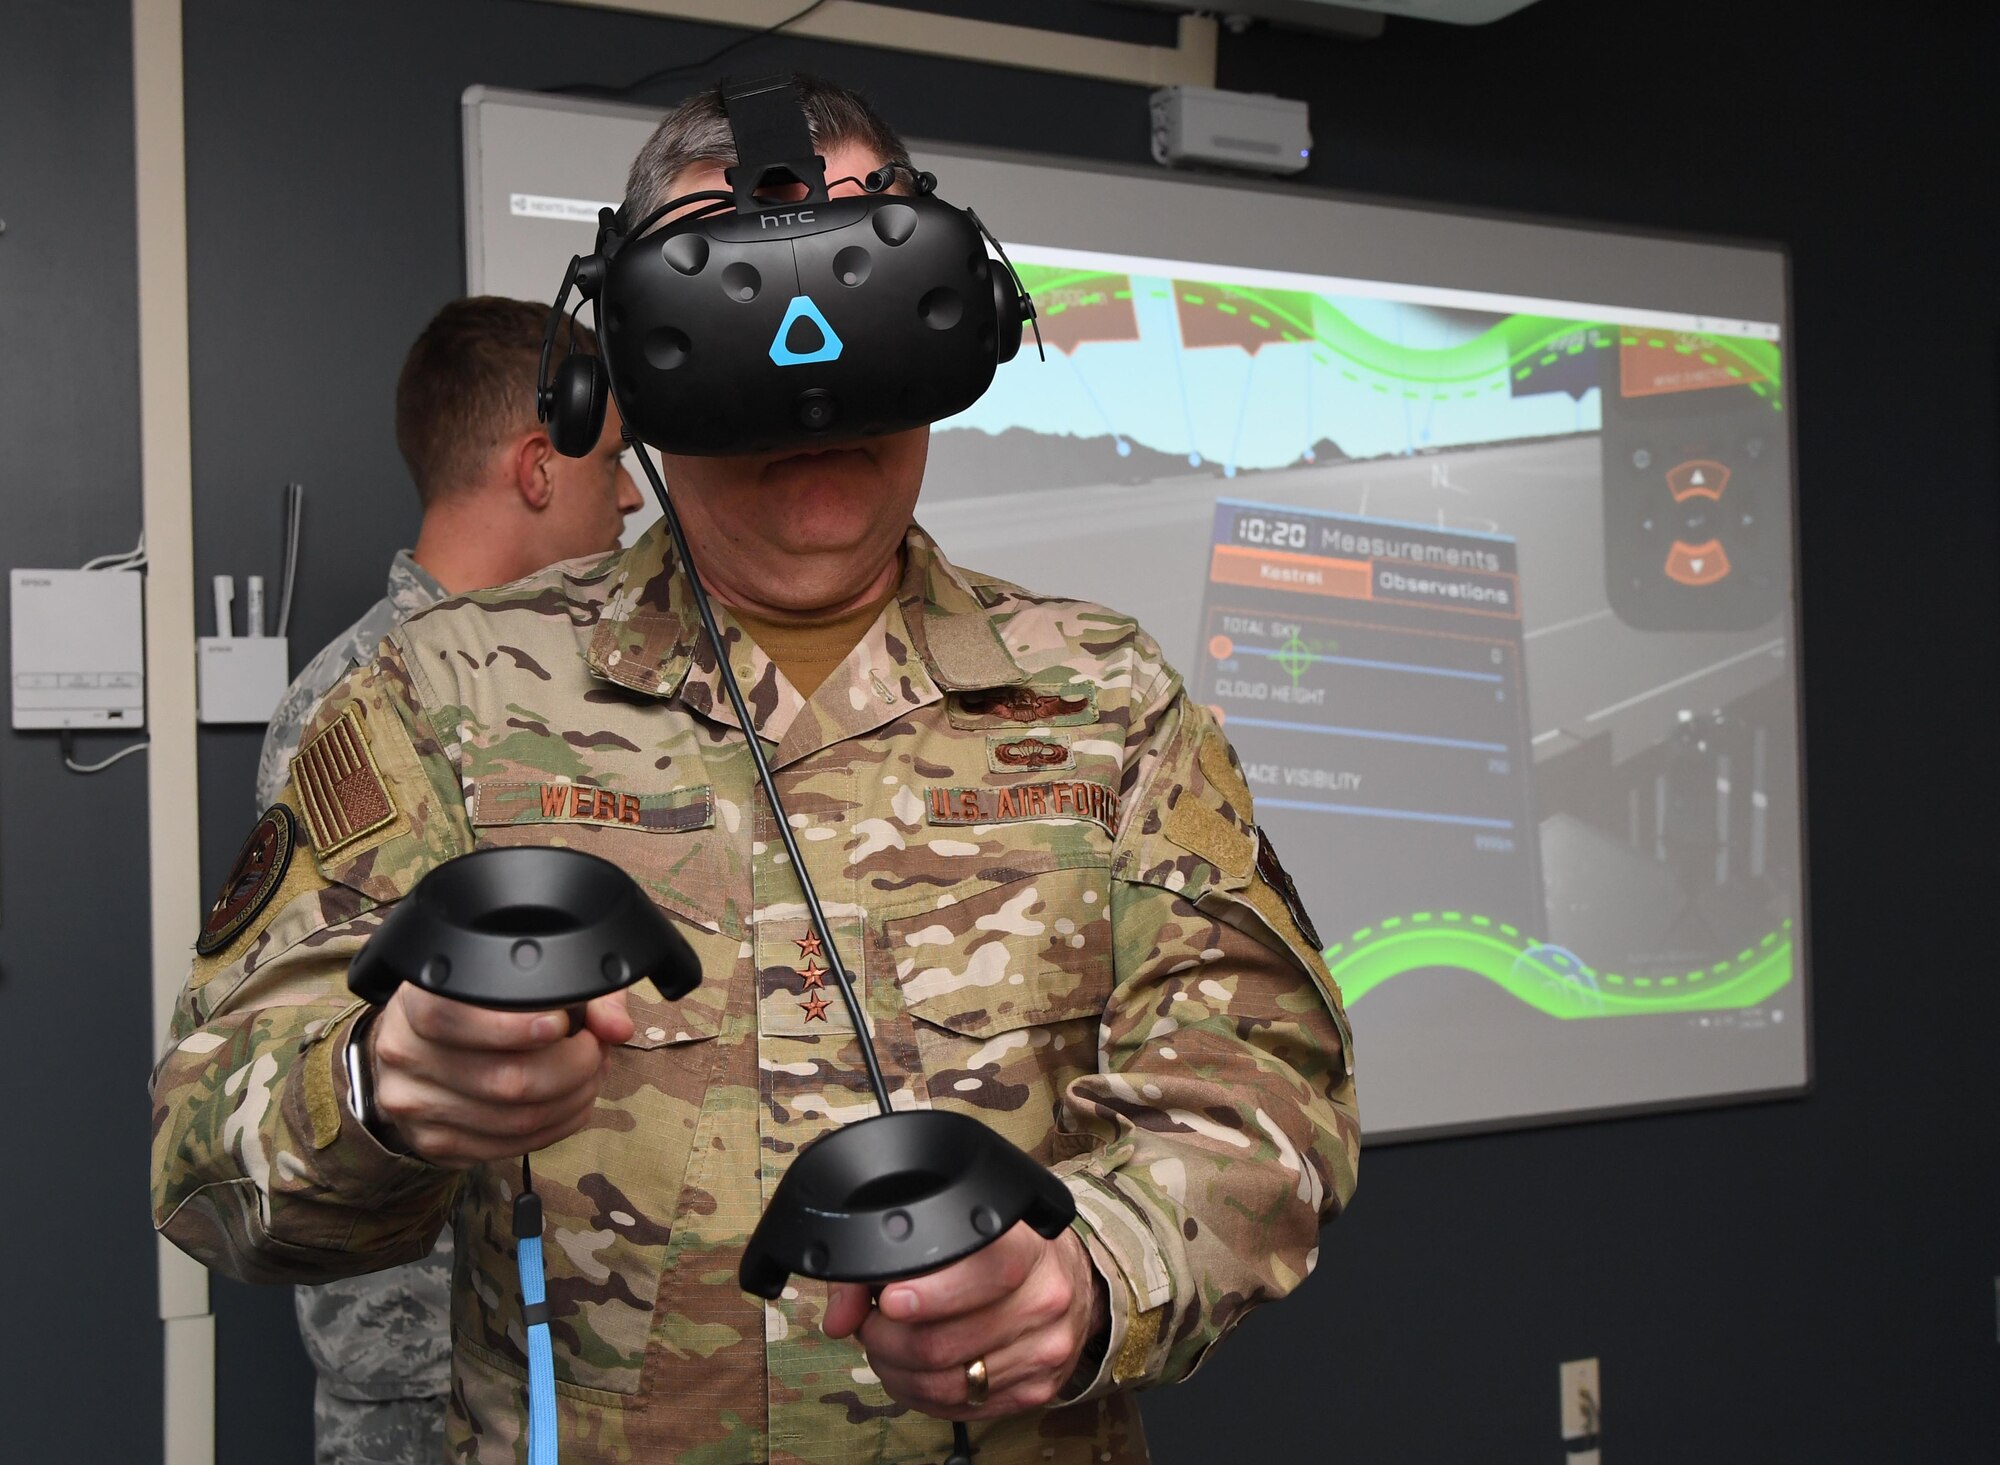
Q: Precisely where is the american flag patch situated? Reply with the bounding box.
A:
[293,706,396,855]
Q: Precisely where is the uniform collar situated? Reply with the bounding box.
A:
[585,521,1029,757]
[387,549,447,614]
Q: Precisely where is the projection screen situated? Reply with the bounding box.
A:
[464,86,1810,1138]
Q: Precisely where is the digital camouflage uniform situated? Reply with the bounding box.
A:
[154,521,1360,1465]
[258,549,448,808]
[256,546,453,1465]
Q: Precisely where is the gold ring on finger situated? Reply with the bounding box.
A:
[963,1356,989,1408]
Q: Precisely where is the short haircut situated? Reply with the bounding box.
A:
[625,72,913,217]
[394,296,597,505]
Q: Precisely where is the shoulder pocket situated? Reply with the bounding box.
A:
[296,660,470,903]
[1135,705,1353,1059]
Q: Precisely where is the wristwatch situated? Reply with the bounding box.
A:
[342,1008,412,1154]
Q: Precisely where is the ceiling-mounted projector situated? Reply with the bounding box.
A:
[1150,86,1312,175]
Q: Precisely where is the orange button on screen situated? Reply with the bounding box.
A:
[1664,539,1731,586]
[1209,544,1372,600]
[1666,459,1730,501]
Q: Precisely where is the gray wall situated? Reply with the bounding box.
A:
[4,0,1993,1460]
[0,2,161,1461]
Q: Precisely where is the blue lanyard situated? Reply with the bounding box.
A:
[515,1160,558,1465]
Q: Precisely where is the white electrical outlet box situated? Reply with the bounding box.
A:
[1150,85,1312,174]
[1561,1356,1601,1462]
[9,568,147,730]
[197,636,290,724]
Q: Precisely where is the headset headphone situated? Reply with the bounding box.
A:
[537,74,1039,458]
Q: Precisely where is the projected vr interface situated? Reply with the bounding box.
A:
[470,78,1804,1134]
[925,248,1801,1136]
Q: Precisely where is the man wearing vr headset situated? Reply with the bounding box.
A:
[153,76,1358,1465]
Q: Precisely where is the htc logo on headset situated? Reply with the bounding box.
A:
[759,207,817,229]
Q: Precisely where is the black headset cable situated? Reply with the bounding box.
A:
[625,439,895,1117]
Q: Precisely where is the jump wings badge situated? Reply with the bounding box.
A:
[989,734,1074,772]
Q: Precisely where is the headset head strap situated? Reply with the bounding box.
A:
[722,74,829,210]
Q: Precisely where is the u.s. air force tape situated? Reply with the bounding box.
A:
[925,780,1121,834]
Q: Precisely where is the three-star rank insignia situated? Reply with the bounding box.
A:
[197,805,298,956]
[794,933,830,1020]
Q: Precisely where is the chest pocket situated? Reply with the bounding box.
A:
[457,786,732,1398]
[880,864,1112,1164]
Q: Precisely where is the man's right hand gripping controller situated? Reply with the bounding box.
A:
[360,987,634,1166]
[344,845,700,1165]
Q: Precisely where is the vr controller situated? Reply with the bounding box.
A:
[539,78,1038,460]
[346,845,699,1010]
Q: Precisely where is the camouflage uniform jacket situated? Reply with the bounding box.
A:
[153,520,1361,1465]
[256,549,446,810]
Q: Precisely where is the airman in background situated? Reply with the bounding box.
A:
[255,294,638,1465]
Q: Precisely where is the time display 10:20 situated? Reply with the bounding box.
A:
[1230,510,1312,551]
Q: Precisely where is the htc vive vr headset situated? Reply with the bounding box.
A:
[538,74,1039,458]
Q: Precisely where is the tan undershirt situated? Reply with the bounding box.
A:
[728,587,897,701]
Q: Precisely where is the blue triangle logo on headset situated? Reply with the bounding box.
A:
[768,295,844,366]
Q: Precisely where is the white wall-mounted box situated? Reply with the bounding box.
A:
[197,636,290,724]
[9,568,147,730]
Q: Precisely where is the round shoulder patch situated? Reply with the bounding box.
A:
[197,805,299,956]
